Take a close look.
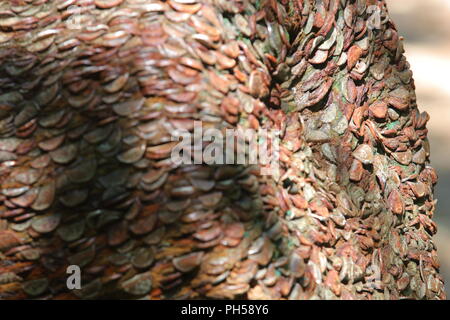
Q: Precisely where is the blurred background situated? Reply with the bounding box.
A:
[386,0,450,298]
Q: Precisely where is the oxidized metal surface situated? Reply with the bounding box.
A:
[0,0,445,299]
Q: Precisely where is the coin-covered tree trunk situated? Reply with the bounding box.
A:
[0,0,445,300]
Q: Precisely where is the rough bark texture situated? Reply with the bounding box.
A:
[0,0,445,299]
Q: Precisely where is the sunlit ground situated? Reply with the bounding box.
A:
[387,0,450,298]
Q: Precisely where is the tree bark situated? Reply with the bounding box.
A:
[0,0,445,299]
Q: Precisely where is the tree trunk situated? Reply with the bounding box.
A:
[0,0,445,300]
